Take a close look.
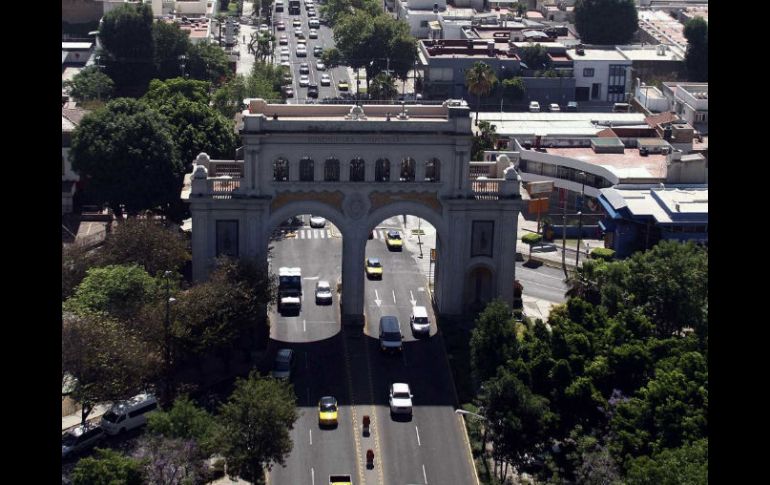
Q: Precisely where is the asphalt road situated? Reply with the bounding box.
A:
[272,2,351,103]
[515,261,569,303]
[267,215,477,485]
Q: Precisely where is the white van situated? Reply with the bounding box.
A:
[100,393,158,435]
[410,306,430,335]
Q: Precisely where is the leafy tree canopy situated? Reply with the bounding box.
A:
[153,21,192,80]
[65,264,160,319]
[683,17,708,82]
[217,372,298,482]
[147,395,220,456]
[185,41,232,86]
[575,0,639,45]
[625,438,708,485]
[64,66,114,104]
[144,77,212,106]
[470,299,519,385]
[98,3,156,95]
[70,98,183,217]
[519,44,550,70]
[72,448,144,485]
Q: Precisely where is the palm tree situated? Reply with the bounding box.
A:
[369,73,398,101]
[465,61,497,125]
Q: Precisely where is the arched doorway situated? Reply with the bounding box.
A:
[465,265,495,314]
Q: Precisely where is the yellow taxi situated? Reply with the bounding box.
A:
[318,396,338,427]
[385,230,403,251]
[365,258,383,279]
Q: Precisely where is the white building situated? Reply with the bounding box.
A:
[567,46,632,103]
[395,0,448,38]
[183,100,524,320]
[661,82,708,130]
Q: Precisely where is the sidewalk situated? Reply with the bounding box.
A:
[62,403,111,432]
[517,214,603,271]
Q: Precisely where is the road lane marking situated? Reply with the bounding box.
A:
[415,426,421,446]
[410,290,417,306]
[309,429,312,445]
[392,290,397,303]
[303,319,306,332]
[311,467,315,485]
[374,289,382,307]
[340,327,365,485]
[423,464,428,484]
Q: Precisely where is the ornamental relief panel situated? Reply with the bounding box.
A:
[270,190,345,213]
[369,191,442,214]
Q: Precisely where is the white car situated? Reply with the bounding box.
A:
[281,59,291,68]
[62,424,105,459]
[296,45,307,56]
[309,215,326,227]
[549,103,560,112]
[309,29,318,39]
[320,73,331,86]
[294,28,304,38]
[529,101,541,112]
[280,46,290,55]
[279,35,289,45]
[315,280,333,304]
[299,75,310,87]
[280,54,290,63]
[316,60,326,70]
[389,383,413,416]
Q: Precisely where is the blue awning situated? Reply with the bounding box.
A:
[598,195,622,219]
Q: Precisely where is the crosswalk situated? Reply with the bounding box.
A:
[288,229,393,240]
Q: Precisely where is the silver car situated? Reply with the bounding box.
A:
[309,215,326,227]
[62,423,105,459]
[315,280,333,304]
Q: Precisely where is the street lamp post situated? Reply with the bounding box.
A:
[163,271,176,404]
[575,171,587,267]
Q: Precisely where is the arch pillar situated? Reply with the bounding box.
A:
[340,226,366,326]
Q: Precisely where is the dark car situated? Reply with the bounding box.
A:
[299,63,310,74]
[307,83,319,98]
[314,45,324,56]
[566,101,578,112]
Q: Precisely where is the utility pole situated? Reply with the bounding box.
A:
[575,171,587,268]
[561,189,568,278]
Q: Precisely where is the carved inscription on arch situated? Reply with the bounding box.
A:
[369,191,442,214]
[271,190,345,213]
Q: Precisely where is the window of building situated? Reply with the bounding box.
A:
[216,220,239,257]
[583,68,595,77]
[324,158,340,181]
[591,83,601,100]
[420,20,429,27]
[349,157,365,181]
[400,157,416,181]
[375,158,390,182]
[273,158,289,181]
[425,158,440,182]
[542,163,558,177]
[299,157,314,181]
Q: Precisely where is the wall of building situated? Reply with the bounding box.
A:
[572,60,631,102]
[522,76,576,106]
[62,0,104,24]
[175,0,209,15]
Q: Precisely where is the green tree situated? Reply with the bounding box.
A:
[470,300,519,385]
[64,66,115,104]
[625,438,708,485]
[186,41,232,86]
[465,61,497,125]
[153,21,192,80]
[147,395,220,455]
[218,372,299,483]
[334,10,375,75]
[575,0,638,45]
[502,76,526,102]
[98,219,190,278]
[471,120,498,160]
[65,264,160,319]
[72,448,144,485]
[369,73,398,100]
[480,367,555,480]
[62,313,157,425]
[683,17,708,82]
[143,77,212,106]
[62,243,98,301]
[321,47,344,69]
[98,3,156,96]
[70,98,182,217]
[519,44,550,70]
[388,34,418,83]
[521,233,543,261]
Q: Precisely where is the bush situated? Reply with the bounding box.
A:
[590,248,616,261]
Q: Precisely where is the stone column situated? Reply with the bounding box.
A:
[435,206,466,315]
[340,159,350,182]
[390,158,401,182]
[416,158,426,182]
[289,157,299,181]
[191,205,210,282]
[242,148,255,193]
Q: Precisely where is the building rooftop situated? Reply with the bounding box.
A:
[567,48,629,61]
[544,147,668,179]
[638,10,688,51]
[604,186,708,223]
[478,112,647,123]
[617,45,683,61]
[245,99,462,122]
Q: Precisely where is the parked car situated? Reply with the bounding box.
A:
[294,28,304,38]
[62,423,105,459]
[272,348,295,379]
[292,19,301,27]
[566,101,578,112]
[529,101,541,112]
[389,383,413,416]
[315,280,333,304]
[100,393,158,435]
[276,21,286,31]
[549,103,560,112]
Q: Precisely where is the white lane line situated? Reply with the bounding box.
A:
[415,426,421,446]
[314,229,320,238]
[374,289,382,307]
[410,290,417,306]
[320,230,326,239]
[311,467,315,485]
[309,429,313,445]
[299,230,305,239]
[423,464,427,484]
[392,290,397,303]
[303,319,306,332]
